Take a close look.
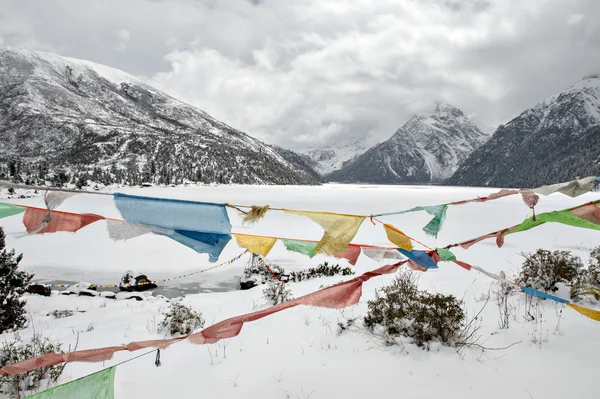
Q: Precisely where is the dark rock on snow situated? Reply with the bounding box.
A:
[26,284,51,297]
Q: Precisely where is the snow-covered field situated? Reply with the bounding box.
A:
[1,184,600,398]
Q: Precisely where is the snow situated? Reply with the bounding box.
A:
[1,184,600,398]
[301,138,370,175]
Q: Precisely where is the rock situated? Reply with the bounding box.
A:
[119,271,158,292]
[78,289,98,297]
[27,284,51,297]
[100,291,116,299]
[64,282,95,295]
[116,291,148,301]
[240,275,260,290]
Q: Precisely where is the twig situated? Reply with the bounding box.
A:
[456,340,522,351]
[297,342,305,355]
[271,370,284,382]
[227,373,242,387]
[207,346,214,366]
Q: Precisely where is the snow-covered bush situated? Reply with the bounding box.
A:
[159,302,205,336]
[586,247,600,287]
[493,276,517,329]
[50,309,74,319]
[286,262,354,282]
[0,334,65,397]
[0,226,33,334]
[364,270,465,347]
[241,258,354,290]
[263,281,293,305]
[517,249,583,293]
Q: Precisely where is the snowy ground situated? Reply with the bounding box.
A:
[1,184,600,398]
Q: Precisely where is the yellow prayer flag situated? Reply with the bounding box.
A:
[234,234,278,257]
[383,224,413,251]
[284,210,365,255]
[567,303,600,322]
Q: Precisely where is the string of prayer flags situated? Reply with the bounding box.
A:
[106,220,165,241]
[533,176,598,197]
[506,202,600,237]
[4,257,600,376]
[114,193,232,262]
[566,303,600,322]
[396,248,438,270]
[458,229,508,250]
[229,204,270,224]
[1,261,408,375]
[519,189,539,209]
[386,205,448,238]
[281,238,317,258]
[233,234,278,257]
[44,190,77,210]
[23,208,105,234]
[279,238,361,265]
[334,245,361,266]
[162,230,231,262]
[435,248,456,261]
[383,224,413,250]
[0,203,25,219]
[444,201,600,251]
[520,286,569,303]
[361,247,403,262]
[283,209,365,255]
[27,366,116,399]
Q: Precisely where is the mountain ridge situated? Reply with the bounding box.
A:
[327,103,489,184]
[0,46,321,186]
[448,76,600,187]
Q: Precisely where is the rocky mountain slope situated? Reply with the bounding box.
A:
[0,46,321,186]
[448,76,600,188]
[327,104,489,184]
[300,138,370,175]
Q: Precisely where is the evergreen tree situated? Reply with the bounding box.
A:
[0,226,32,333]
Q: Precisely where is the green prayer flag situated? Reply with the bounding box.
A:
[0,202,25,219]
[27,366,116,399]
[507,208,600,236]
[436,248,456,261]
[419,205,448,237]
[281,239,318,258]
[395,205,448,238]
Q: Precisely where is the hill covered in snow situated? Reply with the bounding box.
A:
[0,46,321,186]
[449,76,600,187]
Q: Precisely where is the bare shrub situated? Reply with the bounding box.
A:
[159,302,205,336]
[262,281,293,305]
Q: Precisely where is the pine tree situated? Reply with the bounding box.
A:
[0,226,33,334]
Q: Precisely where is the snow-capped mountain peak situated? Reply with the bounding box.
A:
[328,104,488,184]
[449,75,600,187]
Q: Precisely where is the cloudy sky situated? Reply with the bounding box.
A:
[1,0,599,149]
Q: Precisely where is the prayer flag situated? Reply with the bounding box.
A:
[284,210,365,255]
[27,366,116,399]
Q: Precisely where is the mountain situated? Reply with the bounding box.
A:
[0,46,321,186]
[300,138,370,175]
[327,104,488,184]
[448,76,600,188]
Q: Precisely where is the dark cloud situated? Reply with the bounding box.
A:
[0,0,598,149]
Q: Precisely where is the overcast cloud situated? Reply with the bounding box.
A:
[1,0,599,149]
